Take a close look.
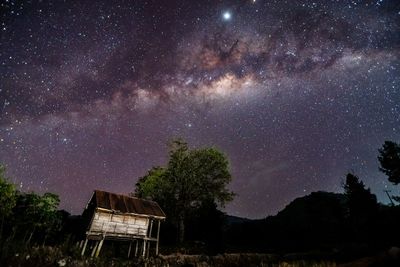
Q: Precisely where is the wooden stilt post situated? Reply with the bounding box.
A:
[91,241,99,257]
[156,220,161,255]
[135,239,139,257]
[142,240,147,257]
[81,239,88,256]
[128,241,132,258]
[146,241,150,258]
[95,238,104,258]
[149,219,154,238]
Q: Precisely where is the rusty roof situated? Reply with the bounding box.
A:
[91,190,166,218]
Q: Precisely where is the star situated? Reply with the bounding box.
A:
[222,11,232,21]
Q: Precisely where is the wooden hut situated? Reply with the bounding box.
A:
[80,190,166,258]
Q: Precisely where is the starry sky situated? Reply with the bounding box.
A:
[0,0,399,218]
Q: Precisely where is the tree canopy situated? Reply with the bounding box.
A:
[378,140,400,185]
[135,139,234,243]
[343,173,378,241]
[0,164,63,248]
[0,165,17,219]
[343,173,377,214]
[0,165,17,243]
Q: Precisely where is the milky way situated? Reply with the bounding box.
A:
[1,0,399,218]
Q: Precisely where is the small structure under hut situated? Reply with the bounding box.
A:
[80,190,166,258]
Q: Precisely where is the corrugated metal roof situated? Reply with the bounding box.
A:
[92,190,166,218]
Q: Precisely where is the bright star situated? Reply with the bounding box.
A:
[222,11,232,21]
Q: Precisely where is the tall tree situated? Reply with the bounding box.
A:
[135,139,234,243]
[344,173,377,213]
[343,173,378,240]
[38,193,61,245]
[13,192,60,245]
[0,165,17,242]
[378,140,400,185]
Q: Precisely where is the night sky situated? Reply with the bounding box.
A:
[1,0,399,218]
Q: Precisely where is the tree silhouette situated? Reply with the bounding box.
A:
[11,191,61,245]
[0,165,17,245]
[343,173,378,241]
[378,141,400,185]
[135,139,234,243]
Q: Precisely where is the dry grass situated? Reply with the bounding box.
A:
[3,248,337,267]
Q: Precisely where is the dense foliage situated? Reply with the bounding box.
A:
[0,165,17,243]
[378,141,400,203]
[135,139,234,243]
[378,141,400,185]
[0,165,67,260]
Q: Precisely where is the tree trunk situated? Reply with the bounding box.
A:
[26,227,35,246]
[0,215,4,257]
[6,227,16,243]
[42,233,48,247]
[178,213,185,243]
[0,215,4,242]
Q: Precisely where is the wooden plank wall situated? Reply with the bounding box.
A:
[89,211,149,237]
